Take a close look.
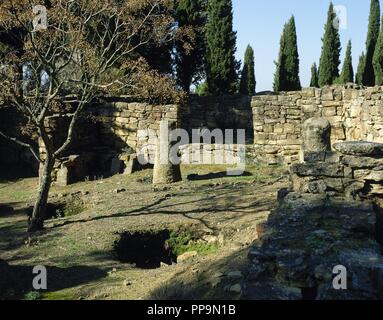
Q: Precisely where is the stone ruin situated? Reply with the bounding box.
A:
[242,117,383,300]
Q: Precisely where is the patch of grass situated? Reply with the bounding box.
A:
[24,291,42,300]
[181,164,285,185]
[165,231,219,257]
[43,291,76,300]
[8,190,30,202]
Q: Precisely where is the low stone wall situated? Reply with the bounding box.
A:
[252,85,383,165]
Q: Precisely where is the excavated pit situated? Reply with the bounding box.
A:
[113,230,177,269]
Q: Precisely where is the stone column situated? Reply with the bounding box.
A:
[301,117,331,162]
[153,121,182,184]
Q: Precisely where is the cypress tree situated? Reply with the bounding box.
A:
[356,52,366,85]
[310,63,319,87]
[239,45,256,95]
[340,40,354,84]
[363,0,380,86]
[273,16,301,92]
[205,0,238,95]
[373,14,383,85]
[175,0,207,93]
[318,2,342,87]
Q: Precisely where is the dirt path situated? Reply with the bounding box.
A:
[0,165,288,300]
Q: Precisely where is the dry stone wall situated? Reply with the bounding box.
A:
[95,99,182,164]
[252,85,383,165]
[184,95,253,138]
[9,85,383,183]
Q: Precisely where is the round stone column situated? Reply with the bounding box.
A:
[153,120,182,184]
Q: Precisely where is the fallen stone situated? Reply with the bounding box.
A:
[341,155,383,169]
[227,271,243,278]
[334,141,383,157]
[354,170,383,182]
[291,163,344,178]
[202,235,219,244]
[113,188,126,194]
[177,251,198,263]
[229,284,242,294]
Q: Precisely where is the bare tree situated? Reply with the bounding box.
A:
[0,0,183,232]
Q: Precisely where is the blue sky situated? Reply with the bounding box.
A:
[233,0,372,91]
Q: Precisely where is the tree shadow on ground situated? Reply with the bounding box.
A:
[0,258,107,300]
[148,246,250,300]
[0,164,37,182]
[0,204,16,217]
[51,182,277,234]
[187,171,252,181]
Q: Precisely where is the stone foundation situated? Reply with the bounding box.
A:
[243,118,383,300]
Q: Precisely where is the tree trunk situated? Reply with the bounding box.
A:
[28,155,54,232]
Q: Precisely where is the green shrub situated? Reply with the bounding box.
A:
[64,196,85,217]
[166,231,219,257]
[24,291,42,300]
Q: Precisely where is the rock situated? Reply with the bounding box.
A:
[354,170,383,182]
[242,281,302,300]
[123,280,132,286]
[341,155,383,169]
[334,141,383,157]
[177,251,198,263]
[212,272,224,278]
[113,188,126,194]
[227,271,243,278]
[209,278,222,288]
[217,233,225,245]
[291,163,344,178]
[55,155,81,187]
[202,235,218,244]
[229,284,242,294]
[120,153,139,175]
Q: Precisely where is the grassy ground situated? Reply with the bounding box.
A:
[0,164,288,300]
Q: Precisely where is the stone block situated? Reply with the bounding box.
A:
[291,163,344,178]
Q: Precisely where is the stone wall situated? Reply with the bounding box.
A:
[252,85,383,165]
[10,85,383,182]
[185,95,253,140]
[94,99,182,164]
